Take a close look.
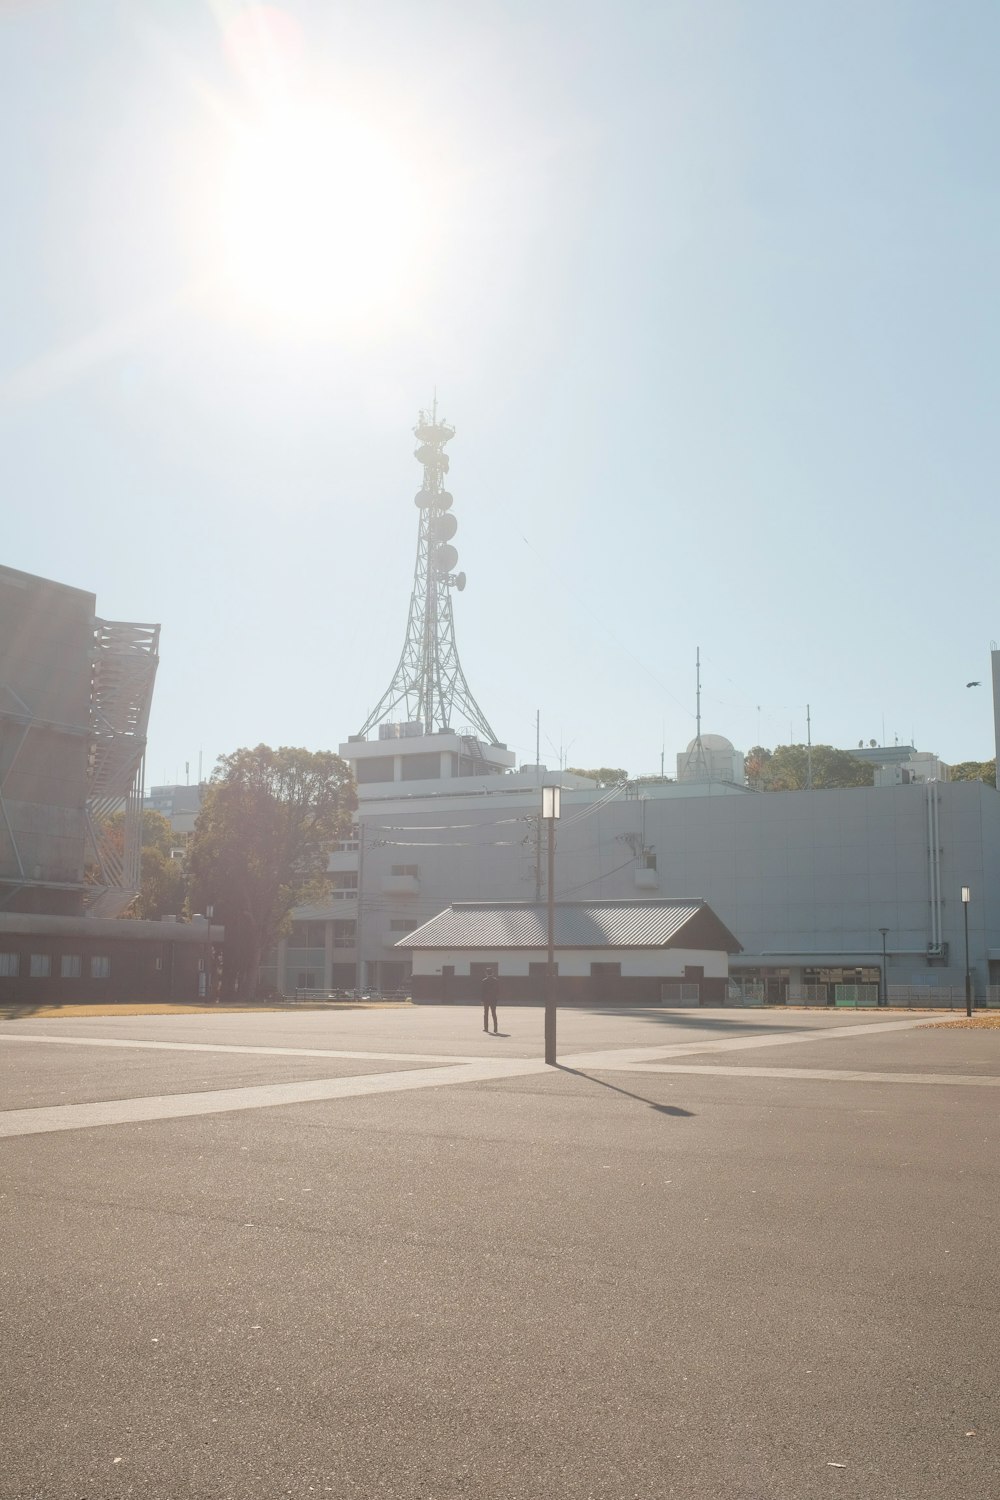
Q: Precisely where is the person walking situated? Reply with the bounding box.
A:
[481,968,499,1034]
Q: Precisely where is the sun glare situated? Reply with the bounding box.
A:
[214,102,427,333]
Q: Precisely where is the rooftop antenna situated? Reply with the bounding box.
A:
[357,403,498,743]
[806,704,813,790]
[681,647,710,780]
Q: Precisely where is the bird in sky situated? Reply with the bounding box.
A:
[967,681,981,687]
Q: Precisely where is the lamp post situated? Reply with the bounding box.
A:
[542,784,561,1065]
[203,904,214,1002]
[878,928,889,1007]
[961,886,972,1017]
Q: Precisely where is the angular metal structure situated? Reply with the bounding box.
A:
[84,618,160,918]
[358,404,498,743]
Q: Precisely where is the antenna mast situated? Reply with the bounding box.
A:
[806,703,813,790]
[358,406,498,742]
[682,646,710,780]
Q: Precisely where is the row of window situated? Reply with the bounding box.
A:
[0,953,111,979]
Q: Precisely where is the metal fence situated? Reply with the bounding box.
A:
[727,980,765,1006]
[661,981,700,1004]
[888,985,1000,1010]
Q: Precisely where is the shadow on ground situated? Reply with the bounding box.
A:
[579,1006,796,1037]
[557,1064,695,1116]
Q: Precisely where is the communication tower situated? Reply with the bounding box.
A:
[358,404,498,742]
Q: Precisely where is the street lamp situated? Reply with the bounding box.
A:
[961,886,972,1017]
[204,904,214,1002]
[542,784,561,1065]
[878,928,889,1007]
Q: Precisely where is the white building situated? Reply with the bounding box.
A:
[401,898,741,1005]
[268,725,1000,1005]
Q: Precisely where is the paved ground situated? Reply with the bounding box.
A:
[1,1005,997,1499]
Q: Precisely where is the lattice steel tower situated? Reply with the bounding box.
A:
[358,404,498,742]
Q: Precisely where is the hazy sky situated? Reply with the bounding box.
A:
[2,0,997,783]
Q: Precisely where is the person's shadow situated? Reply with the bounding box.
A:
[556,1063,694,1116]
[485,1031,511,1038]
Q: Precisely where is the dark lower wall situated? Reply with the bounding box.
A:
[412,973,728,1005]
[0,932,211,1006]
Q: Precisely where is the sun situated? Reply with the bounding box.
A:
[213,100,428,333]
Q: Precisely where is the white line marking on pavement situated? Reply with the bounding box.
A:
[592,1063,1000,1087]
[0,1033,467,1064]
[564,1015,935,1069]
[0,1057,551,1139]
[0,1015,973,1140]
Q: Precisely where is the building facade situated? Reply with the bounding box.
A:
[269,727,1000,1004]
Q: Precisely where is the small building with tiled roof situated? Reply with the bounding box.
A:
[397,898,742,1006]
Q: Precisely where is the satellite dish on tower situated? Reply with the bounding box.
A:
[433,512,458,542]
[434,543,459,574]
[453,571,466,592]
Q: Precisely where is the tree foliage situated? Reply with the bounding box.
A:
[97,808,186,919]
[567,766,629,788]
[186,745,357,1002]
[746,744,874,791]
[950,759,997,788]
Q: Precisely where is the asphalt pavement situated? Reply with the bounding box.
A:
[1,1005,997,1499]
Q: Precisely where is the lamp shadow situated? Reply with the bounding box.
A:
[556,1064,695,1116]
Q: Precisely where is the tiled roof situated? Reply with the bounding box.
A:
[398,899,740,952]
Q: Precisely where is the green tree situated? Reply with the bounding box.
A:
[95,808,186,918]
[136,844,187,921]
[186,745,357,1002]
[754,744,874,791]
[950,759,997,788]
[567,766,629,787]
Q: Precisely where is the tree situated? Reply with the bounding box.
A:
[94,808,186,919]
[752,744,874,791]
[567,767,629,787]
[950,759,997,788]
[186,745,357,1002]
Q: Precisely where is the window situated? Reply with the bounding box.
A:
[355,755,395,784]
[90,955,111,979]
[401,752,441,780]
[289,921,326,947]
[389,919,418,933]
[332,920,356,949]
[30,954,51,978]
[391,864,419,878]
[60,955,82,979]
[0,953,19,977]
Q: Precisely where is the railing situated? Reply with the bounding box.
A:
[788,984,828,1006]
[834,984,879,1007]
[661,981,700,1003]
[727,981,765,1006]
[888,985,999,1010]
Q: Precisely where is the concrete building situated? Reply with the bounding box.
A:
[273,413,1000,1007]
[263,725,1000,1007]
[0,562,215,1004]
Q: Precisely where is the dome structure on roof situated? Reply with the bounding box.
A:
[684,733,735,754]
[677,733,746,786]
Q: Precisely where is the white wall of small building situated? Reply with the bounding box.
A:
[408,946,730,979]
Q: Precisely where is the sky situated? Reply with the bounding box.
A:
[1,0,998,784]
